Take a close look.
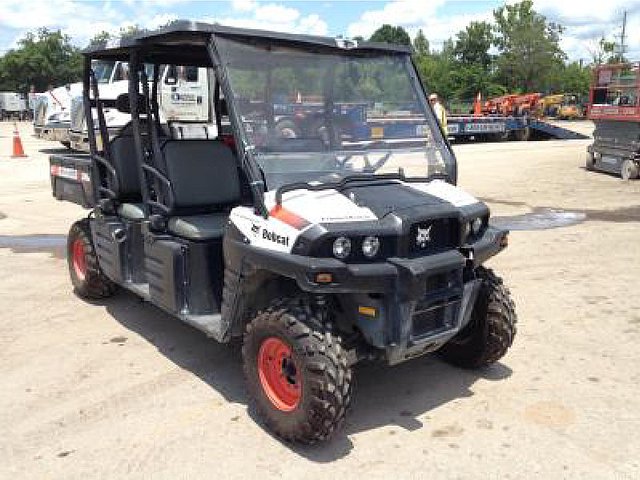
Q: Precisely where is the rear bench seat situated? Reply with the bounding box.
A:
[160,139,240,240]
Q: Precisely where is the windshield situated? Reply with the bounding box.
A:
[217,37,454,190]
[91,60,116,84]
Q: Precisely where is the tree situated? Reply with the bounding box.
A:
[450,21,503,99]
[493,0,565,92]
[369,24,411,46]
[454,21,493,69]
[0,28,82,92]
[413,29,429,56]
[546,61,591,96]
[118,25,145,41]
[587,36,617,65]
[88,31,111,49]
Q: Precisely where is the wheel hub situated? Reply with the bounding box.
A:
[257,337,301,412]
[71,238,87,280]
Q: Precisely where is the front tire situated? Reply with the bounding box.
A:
[620,159,639,180]
[67,219,117,299]
[439,267,517,369]
[242,298,353,444]
[586,151,596,171]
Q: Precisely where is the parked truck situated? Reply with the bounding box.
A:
[67,63,210,151]
[0,92,29,120]
[586,62,640,180]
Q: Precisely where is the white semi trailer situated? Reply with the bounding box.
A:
[0,92,29,120]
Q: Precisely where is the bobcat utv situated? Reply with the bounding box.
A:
[50,21,517,444]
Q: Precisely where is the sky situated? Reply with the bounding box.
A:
[0,0,639,62]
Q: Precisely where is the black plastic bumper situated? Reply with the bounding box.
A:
[226,225,506,365]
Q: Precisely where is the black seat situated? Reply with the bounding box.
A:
[159,139,240,240]
[107,123,145,220]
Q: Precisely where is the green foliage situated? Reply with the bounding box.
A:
[413,30,429,56]
[369,25,411,46]
[454,21,493,69]
[0,28,82,92]
[546,61,591,96]
[492,0,566,92]
[88,31,111,49]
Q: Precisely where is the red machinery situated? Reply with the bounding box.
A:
[588,62,640,121]
[586,62,640,179]
[482,93,542,116]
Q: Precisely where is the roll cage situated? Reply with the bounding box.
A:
[83,20,452,221]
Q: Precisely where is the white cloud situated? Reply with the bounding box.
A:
[347,0,446,38]
[532,0,640,61]
[0,0,194,50]
[345,0,640,61]
[231,0,258,12]
[204,2,328,36]
[254,4,300,24]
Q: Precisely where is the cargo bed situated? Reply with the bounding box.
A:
[49,154,94,208]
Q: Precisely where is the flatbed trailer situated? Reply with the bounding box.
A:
[272,102,587,144]
[447,115,588,141]
[587,62,640,179]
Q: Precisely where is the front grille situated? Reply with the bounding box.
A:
[409,218,458,256]
[412,301,458,336]
[411,269,462,338]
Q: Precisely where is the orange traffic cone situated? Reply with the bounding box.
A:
[11,122,27,158]
[473,92,482,116]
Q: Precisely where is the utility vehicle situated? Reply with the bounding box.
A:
[50,21,517,444]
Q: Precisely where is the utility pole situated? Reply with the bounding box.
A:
[614,10,628,61]
[620,10,627,58]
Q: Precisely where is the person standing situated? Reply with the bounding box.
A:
[429,93,448,135]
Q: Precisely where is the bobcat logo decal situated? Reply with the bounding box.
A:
[416,225,433,248]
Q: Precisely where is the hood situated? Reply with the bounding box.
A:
[266,180,480,228]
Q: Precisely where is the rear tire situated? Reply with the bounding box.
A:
[242,297,353,444]
[585,151,596,171]
[67,219,117,299]
[620,159,639,180]
[439,267,517,369]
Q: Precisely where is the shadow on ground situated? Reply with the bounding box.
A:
[38,147,74,155]
[99,289,512,462]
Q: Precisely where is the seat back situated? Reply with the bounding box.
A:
[109,133,141,202]
[161,140,240,211]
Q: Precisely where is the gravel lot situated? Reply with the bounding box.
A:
[1,121,639,479]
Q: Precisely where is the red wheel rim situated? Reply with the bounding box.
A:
[71,238,87,280]
[257,337,301,412]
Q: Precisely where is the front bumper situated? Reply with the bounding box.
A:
[228,226,507,365]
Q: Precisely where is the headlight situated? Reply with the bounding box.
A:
[332,236,351,259]
[362,236,380,258]
[471,217,483,235]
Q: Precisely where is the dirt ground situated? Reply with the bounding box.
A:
[1,121,639,479]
